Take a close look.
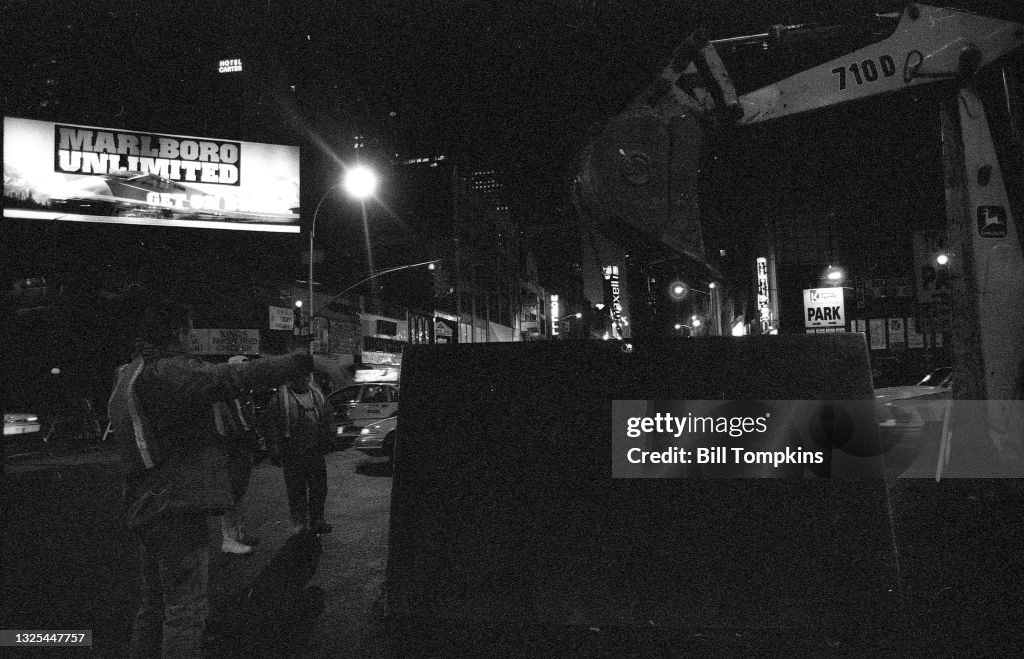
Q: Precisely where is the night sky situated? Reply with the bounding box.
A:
[4,0,1024,359]
[11,1,1015,215]
[5,2,1022,224]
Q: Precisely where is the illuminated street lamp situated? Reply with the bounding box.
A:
[669,279,720,335]
[343,165,378,199]
[669,279,711,300]
[823,264,845,285]
[674,322,698,336]
[308,165,378,323]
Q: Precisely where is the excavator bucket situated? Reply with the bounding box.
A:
[576,108,705,263]
[575,29,740,266]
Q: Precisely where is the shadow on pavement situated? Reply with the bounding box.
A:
[205,531,325,658]
[355,459,393,477]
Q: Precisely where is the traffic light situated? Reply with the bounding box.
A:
[293,299,304,333]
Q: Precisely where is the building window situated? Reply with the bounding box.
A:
[363,336,405,353]
[375,319,398,336]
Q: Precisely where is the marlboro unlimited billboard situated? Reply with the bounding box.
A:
[3,117,300,232]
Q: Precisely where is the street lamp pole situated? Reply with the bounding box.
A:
[307,164,378,331]
[308,190,335,324]
[312,259,442,319]
[708,282,722,336]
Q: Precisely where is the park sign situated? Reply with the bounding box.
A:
[803,287,846,329]
[2,117,299,232]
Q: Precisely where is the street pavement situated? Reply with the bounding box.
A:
[1,440,395,658]
[3,438,1024,657]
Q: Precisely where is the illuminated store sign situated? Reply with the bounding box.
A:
[218,58,243,73]
[757,257,772,333]
[603,265,624,339]
[551,294,560,336]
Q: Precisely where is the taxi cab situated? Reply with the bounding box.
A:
[328,382,399,443]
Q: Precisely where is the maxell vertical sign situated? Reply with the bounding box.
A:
[803,288,845,328]
[603,265,626,339]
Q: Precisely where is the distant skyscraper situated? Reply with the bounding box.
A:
[470,170,509,213]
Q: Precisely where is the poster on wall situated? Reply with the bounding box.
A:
[907,317,925,348]
[3,117,300,232]
[869,319,886,350]
[888,318,906,347]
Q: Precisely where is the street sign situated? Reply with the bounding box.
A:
[912,231,951,304]
[188,329,260,355]
[803,288,845,328]
[269,305,294,330]
[301,250,325,264]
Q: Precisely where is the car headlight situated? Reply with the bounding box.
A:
[360,427,372,435]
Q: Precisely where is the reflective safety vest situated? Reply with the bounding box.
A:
[275,382,325,439]
[108,357,162,473]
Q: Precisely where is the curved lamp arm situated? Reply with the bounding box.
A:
[312,259,441,319]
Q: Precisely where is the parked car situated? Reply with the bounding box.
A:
[3,411,42,438]
[875,367,953,477]
[353,415,398,460]
[327,383,399,443]
[875,366,953,416]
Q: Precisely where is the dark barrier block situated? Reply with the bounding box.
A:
[387,335,901,654]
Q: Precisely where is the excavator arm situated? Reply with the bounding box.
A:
[577,4,1024,473]
[735,4,1023,125]
[577,4,1024,264]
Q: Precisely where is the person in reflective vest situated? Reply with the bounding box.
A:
[108,300,320,659]
[265,373,334,535]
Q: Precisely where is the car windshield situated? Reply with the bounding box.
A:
[363,385,389,403]
[917,367,952,387]
[330,386,362,403]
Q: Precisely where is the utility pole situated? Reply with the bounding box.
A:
[453,161,464,343]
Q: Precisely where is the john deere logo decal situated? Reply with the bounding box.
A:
[977,206,1007,238]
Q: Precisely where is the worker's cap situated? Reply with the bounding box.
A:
[228,355,250,365]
